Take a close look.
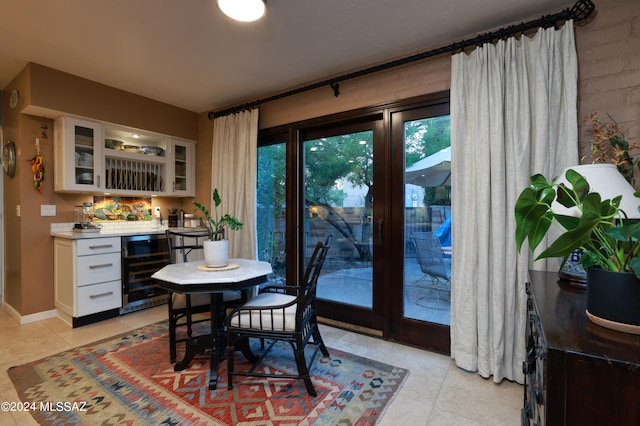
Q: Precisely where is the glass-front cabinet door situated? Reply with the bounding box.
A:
[54,116,103,192]
[169,139,195,196]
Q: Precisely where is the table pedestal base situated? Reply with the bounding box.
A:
[172,294,258,391]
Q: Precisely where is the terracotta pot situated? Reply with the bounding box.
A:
[203,239,229,267]
[586,268,640,334]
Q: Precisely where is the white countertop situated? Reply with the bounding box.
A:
[152,259,273,285]
[51,226,206,239]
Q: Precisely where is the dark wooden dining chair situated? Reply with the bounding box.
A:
[165,229,244,363]
[225,235,332,397]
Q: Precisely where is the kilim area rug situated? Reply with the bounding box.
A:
[8,321,408,425]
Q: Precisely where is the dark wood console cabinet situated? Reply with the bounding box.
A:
[523,270,640,425]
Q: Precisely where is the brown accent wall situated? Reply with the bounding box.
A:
[28,63,198,140]
[2,63,199,316]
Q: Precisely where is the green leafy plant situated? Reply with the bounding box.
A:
[193,188,243,241]
[515,169,640,278]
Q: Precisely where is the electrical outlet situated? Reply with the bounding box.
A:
[40,204,57,216]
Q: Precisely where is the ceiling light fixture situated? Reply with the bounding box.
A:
[217,0,266,22]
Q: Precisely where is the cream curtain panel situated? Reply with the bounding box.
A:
[449,21,578,384]
[211,109,259,260]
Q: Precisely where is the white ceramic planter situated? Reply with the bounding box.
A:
[203,239,229,267]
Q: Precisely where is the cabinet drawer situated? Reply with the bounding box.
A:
[77,280,121,317]
[77,237,121,256]
[77,252,121,285]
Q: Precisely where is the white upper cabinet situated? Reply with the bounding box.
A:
[54,116,104,192]
[168,138,195,196]
[54,116,195,197]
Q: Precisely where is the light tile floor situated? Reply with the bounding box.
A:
[0,305,522,425]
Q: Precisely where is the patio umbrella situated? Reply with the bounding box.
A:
[405,147,451,187]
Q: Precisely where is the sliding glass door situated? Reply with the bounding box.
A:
[257,93,451,352]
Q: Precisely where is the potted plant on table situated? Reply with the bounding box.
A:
[193,188,243,268]
[515,114,640,334]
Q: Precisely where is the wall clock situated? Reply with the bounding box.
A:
[3,141,16,178]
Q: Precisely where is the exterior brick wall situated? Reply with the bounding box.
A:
[575,0,640,174]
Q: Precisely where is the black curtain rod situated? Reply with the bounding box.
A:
[208,0,595,120]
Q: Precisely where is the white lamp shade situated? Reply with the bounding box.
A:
[218,0,266,22]
[552,164,640,219]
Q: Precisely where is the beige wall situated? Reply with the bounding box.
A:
[2,63,199,316]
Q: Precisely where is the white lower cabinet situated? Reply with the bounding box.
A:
[54,237,122,327]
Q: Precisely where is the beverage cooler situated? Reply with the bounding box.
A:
[121,234,171,314]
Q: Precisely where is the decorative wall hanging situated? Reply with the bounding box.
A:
[31,138,45,192]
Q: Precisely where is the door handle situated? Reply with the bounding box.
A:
[377,218,383,245]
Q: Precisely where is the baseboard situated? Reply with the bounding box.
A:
[318,316,383,337]
[2,302,58,325]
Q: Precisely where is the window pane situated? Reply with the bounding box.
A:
[304,130,374,308]
[403,115,451,325]
[257,142,286,282]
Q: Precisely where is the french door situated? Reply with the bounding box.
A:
[301,118,386,331]
[257,93,451,353]
[389,104,451,352]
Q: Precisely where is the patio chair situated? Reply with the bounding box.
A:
[412,234,450,307]
[225,235,332,397]
[165,229,244,363]
[413,231,434,240]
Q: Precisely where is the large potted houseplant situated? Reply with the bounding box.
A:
[193,188,243,268]
[515,166,640,334]
[515,114,640,334]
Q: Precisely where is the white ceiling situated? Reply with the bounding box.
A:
[0,0,575,114]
